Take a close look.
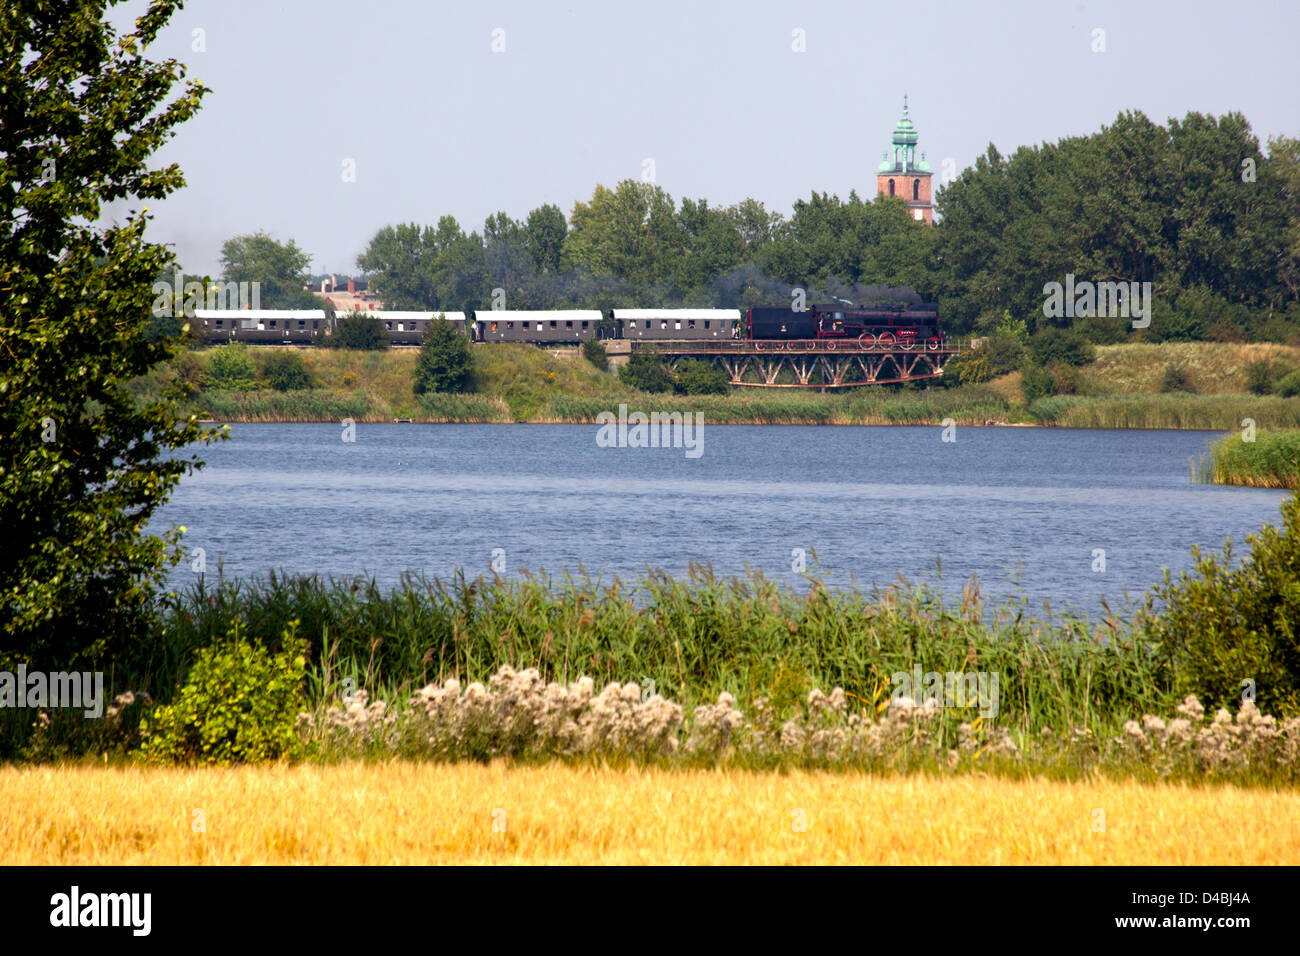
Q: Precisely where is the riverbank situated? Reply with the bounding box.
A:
[139,341,1300,428]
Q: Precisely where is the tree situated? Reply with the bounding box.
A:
[262,350,314,391]
[525,203,567,273]
[219,231,317,308]
[620,350,675,393]
[1028,327,1096,367]
[356,223,438,310]
[674,359,729,395]
[205,343,257,390]
[582,338,607,369]
[414,317,474,394]
[0,0,218,670]
[328,311,389,350]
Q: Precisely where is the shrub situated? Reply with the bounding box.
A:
[674,359,729,395]
[991,311,1029,344]
[413,317,474,394]
[1048,363,1080,395]
[582,338,607,369]
[620,350,674,393]
[1020,362,1054,404]
[141,622,308,764]
[1143,493,1300,717]
[1278,370,1300,398]
[261,349,314,391]
[1245,360,1278,395]
[204,342,257,390]
[943,350,991,387]
[1160,363,1195,393]
[1029,327,1095,367]
[981,333,1026,376]
[329,312,389,350]
[1072,314,1129,344]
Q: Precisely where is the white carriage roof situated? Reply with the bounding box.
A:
[192,309,465,322]
[611,309,741,320]
[367,311,466,322]
[194,310,325,320]
[474,310,603,321]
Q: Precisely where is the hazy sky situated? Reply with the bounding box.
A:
[111,0,1300,277]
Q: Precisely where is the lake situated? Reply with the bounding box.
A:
[153,422,1288,617]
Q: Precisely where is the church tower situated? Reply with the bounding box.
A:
[876,96,933,223]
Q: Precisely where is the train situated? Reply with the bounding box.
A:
[189,301,944,349]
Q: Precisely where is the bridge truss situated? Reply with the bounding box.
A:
[633,339,962,388]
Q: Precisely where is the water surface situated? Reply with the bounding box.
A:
[154,423,1287,616]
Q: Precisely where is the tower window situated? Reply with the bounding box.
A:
[888,179,895,197]
[913,179,920,201]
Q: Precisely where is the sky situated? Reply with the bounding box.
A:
[108,0,1300,277]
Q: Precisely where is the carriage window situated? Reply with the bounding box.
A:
[537,323,544,331]
[215,319,223,327]
[549,321,556,329]
[505,322,512,329]
[582,321,589,328]
[628,321,636,329]
[298,320,306,327]
[660,320,667,329]
[491,322,498,332]
[703,321,709,329]
[269,320,277,328]
[313,321,319,329]
[566,320,573,328]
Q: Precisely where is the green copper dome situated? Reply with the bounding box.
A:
[892,104,918,147]
[879,97,929,174]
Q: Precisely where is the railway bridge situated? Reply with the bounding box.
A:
[613,338,962,389]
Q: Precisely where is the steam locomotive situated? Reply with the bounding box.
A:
[746,303,942,349]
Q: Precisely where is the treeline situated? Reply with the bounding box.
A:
[218,109,1300,342]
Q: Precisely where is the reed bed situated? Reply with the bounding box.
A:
[4,761,1298,864]
[144,568,1170,742]
[1209,429,1300,488]
[194,389,387,422]
[541,386,1009,426]
[1030,393,1300,430]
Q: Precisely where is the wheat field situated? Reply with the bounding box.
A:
[3,762,1298,865]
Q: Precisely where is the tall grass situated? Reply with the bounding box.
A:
[194,389,386,422]
[1030,393,1300,429]
[149,567,1172,738]
[542,386,1009,425]
[416,393,512,422]
[1209,429,1300,488]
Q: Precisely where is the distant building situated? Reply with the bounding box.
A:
[876,96,933,224]
[313,274,381,312]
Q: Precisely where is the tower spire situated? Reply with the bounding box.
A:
[876,96,933,224]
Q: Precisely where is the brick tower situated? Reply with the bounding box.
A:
[876,96,933,223]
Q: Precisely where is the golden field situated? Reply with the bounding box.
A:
[3,762,1299,865]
